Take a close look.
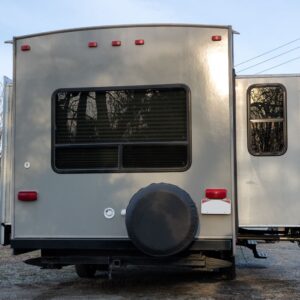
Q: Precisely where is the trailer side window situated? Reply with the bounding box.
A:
[52,85,190,173]
[247,84,287,156]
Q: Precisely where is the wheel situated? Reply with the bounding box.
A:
[221,266,236,280]
[96,264,109,272]
[75,264,97,278]
[220,259,236,280]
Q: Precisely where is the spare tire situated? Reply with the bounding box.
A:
[126,183,199,257]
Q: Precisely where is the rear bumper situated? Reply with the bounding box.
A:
[11,238,232,254]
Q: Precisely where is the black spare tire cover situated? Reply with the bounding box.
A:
[126,183,199,257]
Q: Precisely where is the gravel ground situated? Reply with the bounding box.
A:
[0,242,300,299]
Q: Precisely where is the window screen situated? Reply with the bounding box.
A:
[53,86,190,172]
[248,84,287,156]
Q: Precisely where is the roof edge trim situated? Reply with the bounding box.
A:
[14,23,234,40]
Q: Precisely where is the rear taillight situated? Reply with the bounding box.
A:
[205,189,227,199]
[18,191,38,201]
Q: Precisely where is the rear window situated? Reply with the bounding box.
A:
[52,85,190,173]
[247,84,287,156]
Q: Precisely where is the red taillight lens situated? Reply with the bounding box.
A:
[211,35,222,41]
[88,41,98,48]
[18,191,38,201]
[205,189,227,199]
[112,40,121,46]
[21,44,31,51]
[135,39,144,45]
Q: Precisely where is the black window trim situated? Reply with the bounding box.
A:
[247,83,288,157]
[51,84,192,174]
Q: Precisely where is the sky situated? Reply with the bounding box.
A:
[1,0,300,80]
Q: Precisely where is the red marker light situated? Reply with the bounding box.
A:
[112,40,121,46]
[135,39,144,45]
[88,41,98,48]
[211,35,222,41]
[205,189,227,199]
[21,44,31,51]
[18,191,38,201]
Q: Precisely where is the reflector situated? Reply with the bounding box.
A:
[18,191,38,201]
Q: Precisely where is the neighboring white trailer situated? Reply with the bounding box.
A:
[235,75,300,251]
[236,75,300,228]
[1,24,299,279]
[0,77,13,246]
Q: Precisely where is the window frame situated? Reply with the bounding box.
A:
[247,83,287,156]
[51,84,191,174]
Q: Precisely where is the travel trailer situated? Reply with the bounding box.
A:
[1,24,299,279]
